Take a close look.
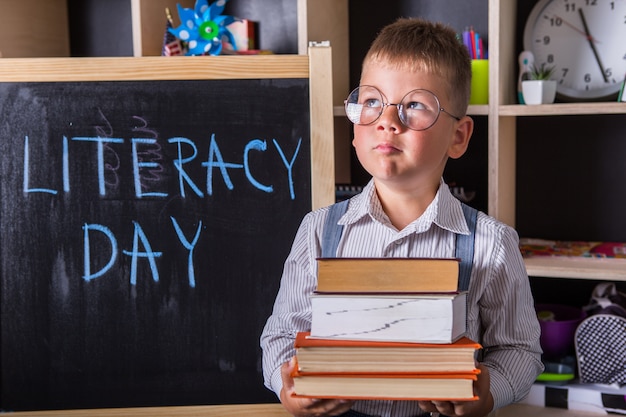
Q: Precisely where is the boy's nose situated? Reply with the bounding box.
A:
[377,103,402,129]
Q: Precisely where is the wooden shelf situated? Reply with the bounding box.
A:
[469,104,489,115]
[524,257,626,281]
[496,403,604,417]
[499,102,626,116]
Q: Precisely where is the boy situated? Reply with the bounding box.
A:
[260,18,543,417]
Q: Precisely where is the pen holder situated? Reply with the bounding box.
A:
[470,59,489,105]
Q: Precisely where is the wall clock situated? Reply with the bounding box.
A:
[523,0,626,101]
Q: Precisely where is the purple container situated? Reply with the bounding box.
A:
[536,304,586,360]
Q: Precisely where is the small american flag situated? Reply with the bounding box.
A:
[163,39,183,56]
[162,8,183,56]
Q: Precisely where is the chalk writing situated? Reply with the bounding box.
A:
[132,116,165,196]
[21,116,303,287]
[23,134,301,200]
[94,108,122,191]
[83,218,202,287]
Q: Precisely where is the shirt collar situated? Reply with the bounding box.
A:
[338,178,470,235]
[434,179,471,235]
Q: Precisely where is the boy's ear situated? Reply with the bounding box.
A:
[448,115,474,159]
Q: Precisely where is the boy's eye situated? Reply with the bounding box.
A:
[406,101,427,111]
[363,98,381,107]
[363,98,382,108]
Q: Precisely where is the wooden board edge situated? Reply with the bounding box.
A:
[1,403,291,417]
[308,45,335,210]
[0,55,309,82]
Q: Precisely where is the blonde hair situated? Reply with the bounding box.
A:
[363,18,472,116]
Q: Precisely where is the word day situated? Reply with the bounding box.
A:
[22,133,303,200]
[83,217,202,288]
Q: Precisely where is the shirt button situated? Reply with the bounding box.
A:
[394,239,403,245]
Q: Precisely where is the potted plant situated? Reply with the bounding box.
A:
[522,63,557,104]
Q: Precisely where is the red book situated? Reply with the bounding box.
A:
[291,361,479,401]
[294,332,481,374]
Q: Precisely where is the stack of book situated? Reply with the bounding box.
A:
[291,257,481,401]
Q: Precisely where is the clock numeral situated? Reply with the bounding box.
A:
[585,0,598,6]
[550,16,563,27]
[542,35,551,46]
[583,69,614,84]
[565,3,577,13]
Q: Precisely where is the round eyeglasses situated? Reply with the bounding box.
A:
[344,85,462,131]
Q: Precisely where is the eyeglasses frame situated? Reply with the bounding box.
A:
[344,85,462,131]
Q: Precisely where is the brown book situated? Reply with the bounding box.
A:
[316,257,460,293]
[291,363,479,401]
[294,332,481,374]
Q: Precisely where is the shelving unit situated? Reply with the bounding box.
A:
[336,0,625,283]
[489,0,626,283]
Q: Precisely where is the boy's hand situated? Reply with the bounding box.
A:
[417,363,494,417]
[279,357,354,417]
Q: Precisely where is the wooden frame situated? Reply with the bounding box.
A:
[3,404,291,417]
[0,48,333,416]
[0,47,335,210]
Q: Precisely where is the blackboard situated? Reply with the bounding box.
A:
[0,52,334,412]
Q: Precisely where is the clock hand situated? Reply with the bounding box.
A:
[553,15,600,43]
[578,8,609,83]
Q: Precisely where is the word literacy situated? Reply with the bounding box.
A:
[23,133,301,200]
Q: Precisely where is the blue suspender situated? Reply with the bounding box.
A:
[321,200,478,291]
[321,199,350,258]
[456,203,478,291]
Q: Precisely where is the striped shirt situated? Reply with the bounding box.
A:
[260,179,543,417]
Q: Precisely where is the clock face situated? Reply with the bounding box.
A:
[523,0,626,101]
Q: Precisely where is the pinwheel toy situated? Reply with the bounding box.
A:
[168,0,238,56]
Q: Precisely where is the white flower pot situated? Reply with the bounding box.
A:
[522,80,557,104]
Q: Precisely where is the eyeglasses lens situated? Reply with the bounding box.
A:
[344,86,441,131]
